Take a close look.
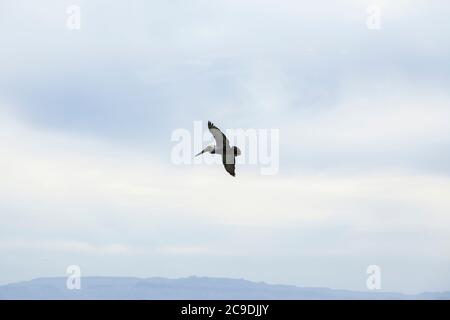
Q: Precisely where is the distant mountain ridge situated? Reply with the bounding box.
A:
[0,276,449,300]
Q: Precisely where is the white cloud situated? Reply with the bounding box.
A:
[1,104,449,255]
[1,0,450,293]
[287,89,450,150]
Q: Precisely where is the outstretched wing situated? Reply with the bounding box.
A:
[222,153,236,177]
[208,121,230,151]
[223,161,236,177]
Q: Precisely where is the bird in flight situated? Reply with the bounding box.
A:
[196,121,242,177]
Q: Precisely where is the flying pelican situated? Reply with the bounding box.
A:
[196,121,242,177]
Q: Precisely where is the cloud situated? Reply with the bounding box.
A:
[1,104,450,293]
[1,0,450,293]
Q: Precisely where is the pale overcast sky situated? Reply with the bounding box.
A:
[0,0,450,294]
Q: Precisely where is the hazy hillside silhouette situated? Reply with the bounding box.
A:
[1,276,449,300]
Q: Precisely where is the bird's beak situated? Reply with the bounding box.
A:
[195,150,204,157]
